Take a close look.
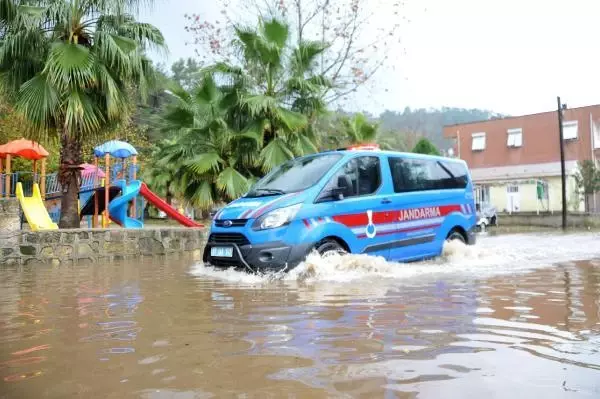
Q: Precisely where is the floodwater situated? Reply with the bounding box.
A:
[1,232,600,398]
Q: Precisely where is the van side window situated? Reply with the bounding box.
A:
[388,157,467,193]
[320,156,381,200]
[441,161,469,188]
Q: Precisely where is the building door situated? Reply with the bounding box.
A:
[474,184,490,209]
[506,184,520,213]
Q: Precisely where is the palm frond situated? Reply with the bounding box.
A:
[15,74,60,133]
[274,107,307,132]
[239,94,279,116]
[94,63,127,120]
[295,134,318,156]
[261,17,289,48]
[216,166,250,199]
[185,152,224,175]
[64,89,105,135]
[93,31,137,72]
[260,138,294,171]
[43,42,95,91]
[187,180,215,210]
[291,40,328,75]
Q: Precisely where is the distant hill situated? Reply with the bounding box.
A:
[376,107,506,151]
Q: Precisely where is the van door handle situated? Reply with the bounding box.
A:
[381,198,391,204]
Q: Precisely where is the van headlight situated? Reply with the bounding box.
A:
[252,204,302,231]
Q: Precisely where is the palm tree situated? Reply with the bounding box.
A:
[155,75,255,211]
[342,113,378,145]
[0,0,164,227]
[213,17,330,170]
[142,139,181,206]
[150,17,331,211]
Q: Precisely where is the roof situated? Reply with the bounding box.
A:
[94,140,138,158]
[443,103,600,129]
[0,138,49,160]
[470,161,579,182]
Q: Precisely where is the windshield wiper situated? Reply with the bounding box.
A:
[253,188,286,195]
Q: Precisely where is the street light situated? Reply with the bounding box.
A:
[557,96,567,230]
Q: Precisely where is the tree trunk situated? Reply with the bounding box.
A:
[584,194,590,213]
[166,189,172,206]
[58,131,83,228]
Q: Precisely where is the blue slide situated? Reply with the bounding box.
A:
[108,179,144,228]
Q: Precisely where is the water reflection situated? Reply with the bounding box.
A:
[0,233,599,397]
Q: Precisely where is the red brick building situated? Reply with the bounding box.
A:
[443,104,600,213]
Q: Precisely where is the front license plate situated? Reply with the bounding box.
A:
[211,246,233,258]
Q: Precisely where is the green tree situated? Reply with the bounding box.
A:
[342,113,378,145]
[214,16,329,170]
[151,17,330,210]
[573,160,600,212]
[0,0,165,227]
[170,58,201,90]
[153,75,255,210]
[412,137,441,156]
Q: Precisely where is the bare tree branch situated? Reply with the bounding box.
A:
[184,0,406,106]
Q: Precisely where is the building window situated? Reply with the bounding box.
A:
[472,133,486,151]
[562,120,578,140]
[507,184,519,193]
[593,120,600,149]
[507,128,522,147]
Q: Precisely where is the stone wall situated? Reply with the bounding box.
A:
[0,198,21,233]
[0,227,206,266]
[497,212,600,228]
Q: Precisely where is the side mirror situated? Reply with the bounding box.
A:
[330,186,345,201]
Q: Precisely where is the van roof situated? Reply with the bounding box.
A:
[318,148,467,165]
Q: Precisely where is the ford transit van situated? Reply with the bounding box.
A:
[203,145,477,272]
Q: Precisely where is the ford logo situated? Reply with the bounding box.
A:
[223,220,233,227]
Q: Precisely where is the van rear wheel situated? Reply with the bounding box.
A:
[315,239,347,258]
[446,230,466,244]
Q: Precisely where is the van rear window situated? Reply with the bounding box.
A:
[388,158,468,193]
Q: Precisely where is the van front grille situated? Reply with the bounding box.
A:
[214,219,247,227]
[208,233,250,246]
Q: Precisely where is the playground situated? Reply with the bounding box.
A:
[0,138,203,232]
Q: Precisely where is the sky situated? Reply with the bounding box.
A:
[140,0,600,117]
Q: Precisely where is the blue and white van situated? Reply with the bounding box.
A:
[203,146,477,272]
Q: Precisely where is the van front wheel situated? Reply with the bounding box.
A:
[315,239,347,258]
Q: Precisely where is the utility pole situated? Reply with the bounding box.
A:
[557,96,567,229]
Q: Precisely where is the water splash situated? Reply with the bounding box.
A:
[189,232,600,285]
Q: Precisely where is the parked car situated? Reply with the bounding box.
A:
[476,202,498,230]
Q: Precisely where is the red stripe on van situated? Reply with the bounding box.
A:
[333,204,463,228]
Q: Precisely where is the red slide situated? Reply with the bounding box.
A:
[139,182,204,228]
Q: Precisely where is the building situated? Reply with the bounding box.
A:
[443,104,600,213]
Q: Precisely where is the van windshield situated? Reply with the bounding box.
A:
[246,153,343,197]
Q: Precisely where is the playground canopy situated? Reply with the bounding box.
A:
[0,138,49,160]
[1,138,50,198]
[94,140,138,158]
[92,140,138,228]
[80,163,105,178]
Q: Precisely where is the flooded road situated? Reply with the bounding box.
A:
[1,231,600,398]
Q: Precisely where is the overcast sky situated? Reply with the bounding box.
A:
[140,0,600,116]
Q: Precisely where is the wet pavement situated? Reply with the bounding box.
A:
[1,231,599,398]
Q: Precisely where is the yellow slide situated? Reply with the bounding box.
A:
[16,182,58,231]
